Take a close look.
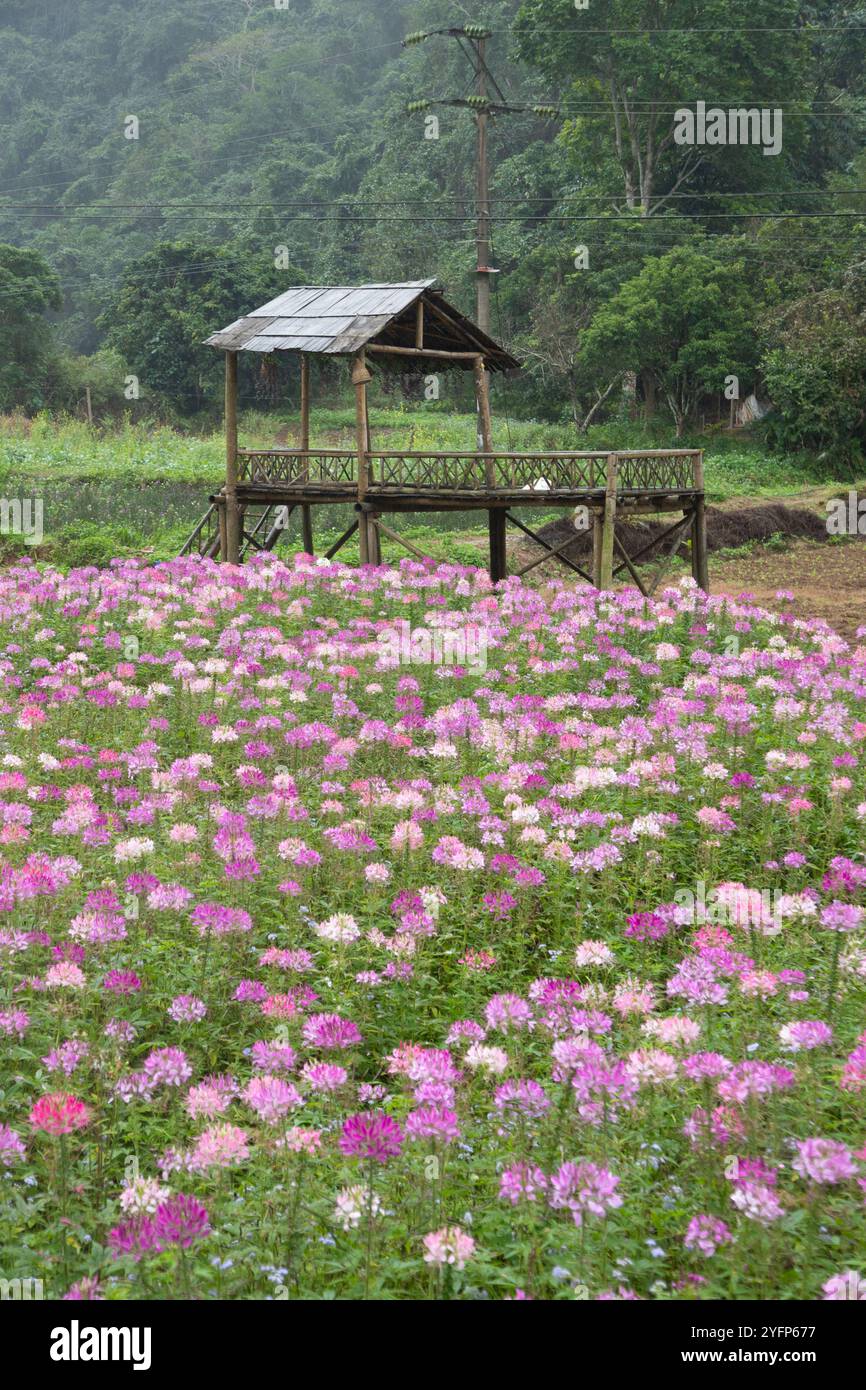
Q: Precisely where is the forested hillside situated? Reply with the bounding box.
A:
[1,0,866,451]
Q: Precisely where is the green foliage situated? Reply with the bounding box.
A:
[0,1,865,432]
[100,241,305,412]
[581,243,758,434]
[515,0,813,213]
[760,262,866,465]
[0,243,62,411]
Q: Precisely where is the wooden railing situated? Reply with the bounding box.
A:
[236,448,702,495]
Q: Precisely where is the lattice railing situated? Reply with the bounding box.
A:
[235,449,701,494]
[491,453,608,491]
[238,449,357,485]
[616,452,697,492]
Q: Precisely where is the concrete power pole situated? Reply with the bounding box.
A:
[404,26,556,335]
[474,33,491,334]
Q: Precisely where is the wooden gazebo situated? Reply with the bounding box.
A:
[183,279,708,593]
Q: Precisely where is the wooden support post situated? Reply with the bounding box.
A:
[599,453,618,590]
[415,300,424,348]
[224,351,240,564]
[691,450,709,592]
[367,510,382,566]
[352,353,372,564]
[299,355,314,555]
[592,510,603,588]
[507,510,594,583]
[373,517,447,566]
[473,355,495,488]
[474,355,503,583]
[488,508,507,585]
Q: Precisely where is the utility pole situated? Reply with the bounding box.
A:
[474,32,491,334]
[404,26,555,335]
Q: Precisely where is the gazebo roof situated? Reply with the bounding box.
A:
[204,279,519,372]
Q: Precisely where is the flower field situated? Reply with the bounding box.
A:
[1,552,865,1303]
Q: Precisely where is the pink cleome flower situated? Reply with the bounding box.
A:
[339,1111,404,1163]
[30,1092,91,1136]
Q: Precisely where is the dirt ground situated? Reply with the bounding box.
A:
[505,492,866,642]
[710,539,865,642]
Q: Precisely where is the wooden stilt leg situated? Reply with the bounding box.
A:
[224,351,240,564]
[592,510,603,588]
[298,356,314,554]
[352,352,372,566]
[489,508,507,583]
[599,454,619,590]
[368,512,382,566]
[691,451,709,592]
[218,501,228,563]
[301,506,314,555]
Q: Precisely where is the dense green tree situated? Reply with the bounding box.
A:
[760,256,866,463]
[100,240,304,410]
[0,242,62,409]
[0,0,863,428]
[580,242,757,434]
[515,0,809,214]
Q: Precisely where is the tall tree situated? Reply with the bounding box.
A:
[515,0,809,215]
[0,242,62,410]
[580,242,757,434]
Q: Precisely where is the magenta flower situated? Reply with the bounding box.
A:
[0,1124,26,1166]
[339,1112,404,1163]
[405,1107,460,1143]
[107,1215,157,1261]
[302,1013,362,1050]
[548,1161,623,1226]
[153,1193,210,1248]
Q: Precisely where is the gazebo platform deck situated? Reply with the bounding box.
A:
[183,446,708,596]
[188,281,708,590]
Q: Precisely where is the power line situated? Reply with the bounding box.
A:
[2,206,864,222]
[504,23,866,34]
[4,187,866,208]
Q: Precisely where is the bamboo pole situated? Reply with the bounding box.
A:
[474,354,503,582]
[352,353,372,564]
[507,511,593,583]
[599,453,619,590]
[473,356,495,486]
[366,344,480,361]
[691,450,710,592]
[325,519,359,559]
[592,511,603,587]
[299,355,314,555]
[373,517,447,565]
[613,532,649,597]
[224,351,240,564]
